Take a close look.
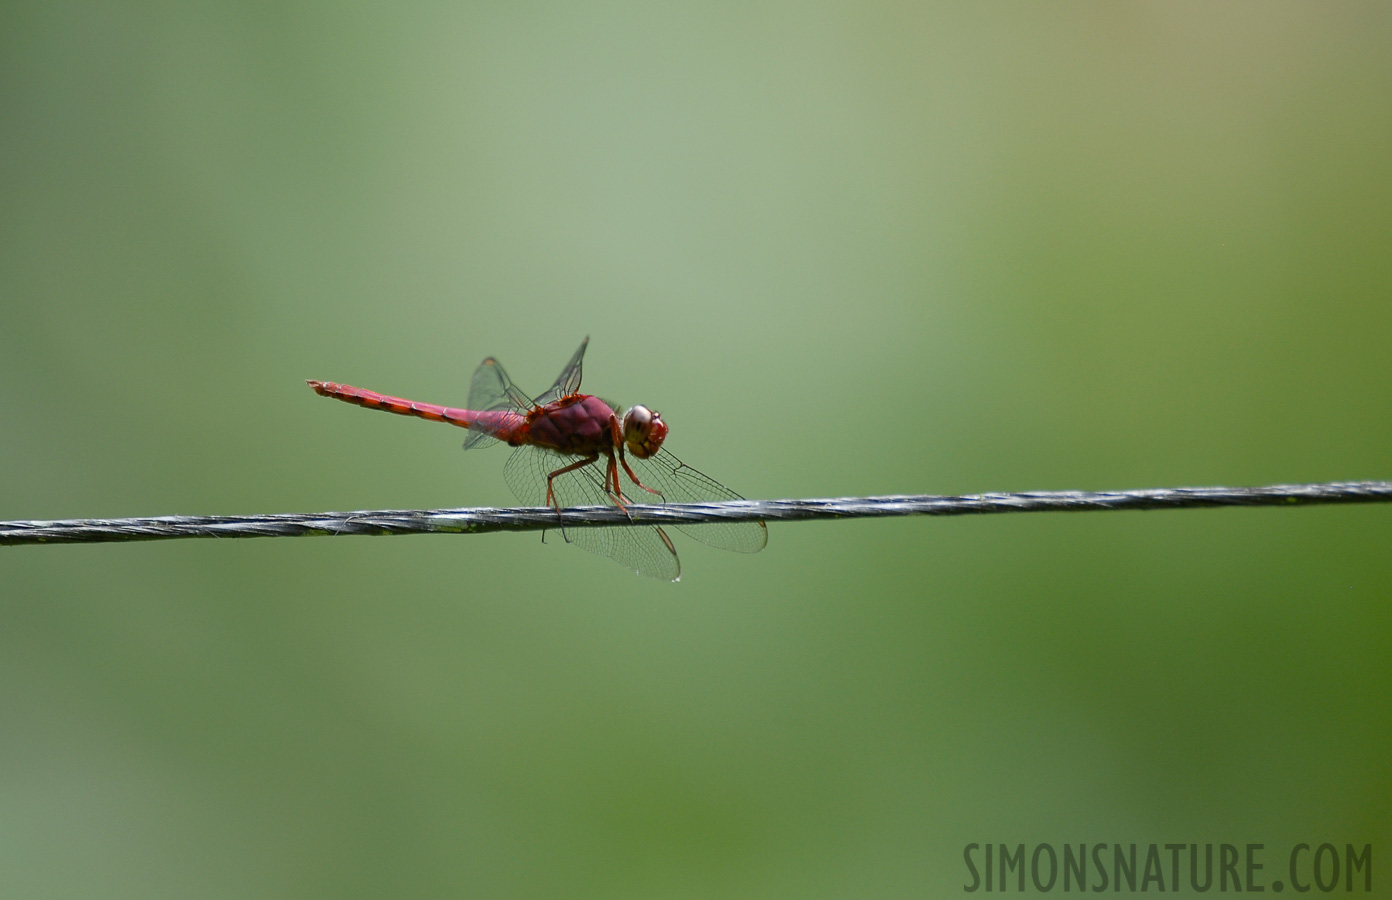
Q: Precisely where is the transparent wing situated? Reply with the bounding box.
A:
[622,448,768,554]
[502,443,681,581]
[531,337,588,407]
[466,356,532,411]
[462,356,533,451]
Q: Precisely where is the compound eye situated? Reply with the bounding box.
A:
[623,405,667,458]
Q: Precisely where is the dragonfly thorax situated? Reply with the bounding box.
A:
[522,394,615,454]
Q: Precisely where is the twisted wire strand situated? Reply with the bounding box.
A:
[2,481,1389,546]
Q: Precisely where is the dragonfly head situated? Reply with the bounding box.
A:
[622,405,667,459]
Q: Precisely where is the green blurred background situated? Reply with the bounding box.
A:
[2,2,1389,896]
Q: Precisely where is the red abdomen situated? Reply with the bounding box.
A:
[306,380,523,439]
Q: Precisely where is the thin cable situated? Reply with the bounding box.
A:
[2,481,1388,546]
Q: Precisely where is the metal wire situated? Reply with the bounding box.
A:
[2,481,1388,547]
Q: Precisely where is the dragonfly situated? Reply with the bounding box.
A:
[307,338,767,580]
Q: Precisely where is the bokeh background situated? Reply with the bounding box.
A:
[3,2,1389,896]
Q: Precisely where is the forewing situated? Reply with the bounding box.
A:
[532,337,588,406]
[463,357,532,451]
[624,448,768,554]
[502,444,681,581]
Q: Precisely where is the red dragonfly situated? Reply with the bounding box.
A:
[307,338,766,580]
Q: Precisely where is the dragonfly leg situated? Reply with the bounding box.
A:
[619,454,665,500]
[601,453,639,523]
[608,413,664,500]
[546,453,600,542]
